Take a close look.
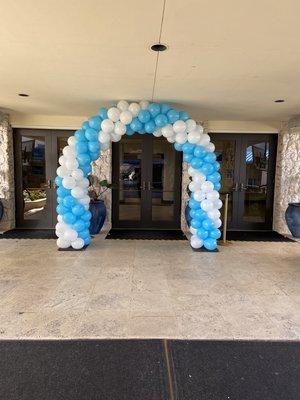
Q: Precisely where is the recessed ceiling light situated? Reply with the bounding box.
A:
[18,93,29,97]
[274,99,285,103]
[151,43,168,52]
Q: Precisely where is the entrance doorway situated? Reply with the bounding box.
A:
[112,134,182,229]
[14,129,73,228]
[210,133,277,230]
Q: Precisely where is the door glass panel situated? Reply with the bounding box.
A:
[243,139,269,223]
[151,138,175,221]
[118,137,142,221]
[213,139,236,222]
[57,136,69,163]
[21,135,48,221]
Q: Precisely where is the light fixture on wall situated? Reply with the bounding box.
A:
[18,93,29,97]
[151,43,168,52]
[274,99,285,103]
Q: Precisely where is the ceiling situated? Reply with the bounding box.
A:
[0,0,299,121]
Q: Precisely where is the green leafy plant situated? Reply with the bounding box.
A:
[88,174,115,201]
[23,189,46,201]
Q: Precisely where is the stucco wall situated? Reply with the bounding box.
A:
[0,113,15,232]
[273,122,300,234]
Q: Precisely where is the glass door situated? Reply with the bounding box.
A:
[14,129,73,229]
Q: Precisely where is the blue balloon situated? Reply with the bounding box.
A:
[182,143,195,154]
[209,228,221,239]
[154,114,168,127]
[90,151,99,161]
[63,195,76,208]
[191,219,202,229]
[63,212,77,225]
[202,218,215,230]
[197,228,209,239]
[214,182,221,191]
[130,117,143,132]
[84,237,91,246]
[56,204,68,215]
[85,128,98,141]
[74,129,87,142]
[81,164,92,175]
[82,121,90,130]
[174,143,183,151]
[76,142,88,154]
[161,103,171,114]
[72,204,85,217]
[55,176,62,186]
[214,161,221,171]
[194,146,207,158]
[204,153,217,163]
[194,208,207,221]
[73,219,86,232]
[167,109,180,123]
[57,186,71,198]
[78,229,90,239]
[183,153,193,163]
[207,172,221,183]
[138,110,151,123]
[138,127,146,134]
[148,103,161,117]
[145,120,156,133]
[85,221,90,228]
[203,238,217,251]
[57,197,63,204]
[89,116,102,130]
[81,210,92,221]
[189,209,197,219]
[77,153,91,165]
[191,157,203,169]
[88,141,100,153]
[189,198,200,210]
[200,163,214,175]
[98,107,108,119]
[179,111,189,121]
[126,125,134,135]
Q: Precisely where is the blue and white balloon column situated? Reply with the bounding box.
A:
[55,100,222,250]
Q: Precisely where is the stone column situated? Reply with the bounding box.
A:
[0,113,15,232]
[273,118,300,234]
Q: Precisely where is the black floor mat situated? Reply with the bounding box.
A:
[224,230,295,242]
[0,229,56,239]
[0,340,299,400]
[106,229,187,240]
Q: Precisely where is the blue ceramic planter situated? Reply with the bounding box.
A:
[89,200,106,235]
[285,202,300,238]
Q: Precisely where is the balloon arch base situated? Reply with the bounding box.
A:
[55,100,222,252]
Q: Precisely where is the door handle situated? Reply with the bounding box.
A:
[147,182,153,190]
[232,182,239,192]
[240,183,247,191]
[41,179,51,189]
[140,181,146,190]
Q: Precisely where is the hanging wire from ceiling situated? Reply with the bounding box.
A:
[151,0,167,102]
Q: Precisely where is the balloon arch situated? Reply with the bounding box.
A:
[55,100,222,251]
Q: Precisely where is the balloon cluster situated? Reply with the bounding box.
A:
[56,100,222,250]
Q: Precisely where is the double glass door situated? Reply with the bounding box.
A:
[14,129,73,228]
[210,133,277,230]
[112,135,182,229]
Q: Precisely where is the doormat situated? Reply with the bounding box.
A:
[106,229,187,240]
[0,229,56,239]
[0,340,299,400]
[224,230,295,242]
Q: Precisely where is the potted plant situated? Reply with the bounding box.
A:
[285,203,300,238]
[88,175,113,235]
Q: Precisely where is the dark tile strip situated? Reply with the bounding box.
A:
[163,339,177,400]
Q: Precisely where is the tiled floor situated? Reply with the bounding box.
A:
[0,233,299,339]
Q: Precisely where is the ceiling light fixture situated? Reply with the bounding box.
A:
[274,99,285,103]
[18,93,29,97]
[151,43,168,52]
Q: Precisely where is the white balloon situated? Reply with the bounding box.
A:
[64,229,78,242]
[72,169,84,180]
[206,142,215,152]
[190,235,203,249]
[186,119,196,132]
[101,142,110,150]
[139,100,149,110]
[107,107,121,122]
[198,134,210,146]
[57,215,63,223]
[214,199,223,209]
[55,222,68,234]
[99,131,111,144]
[63,146,75,158]
[79,195,90,205]
[101,119,115,133]
[187,129,201,144]
[114,121,126,136]
[214,218,222,228]
[111,132,122,142]
[56,165,68,178]
[59,155,66,166]
[173,120,186,134]
[71,238,85,250]
[194,190,206,202]
[193,172,206,184]
[189,181,202,192]
[71,187,85,199]
[198,124,204,134]
[119,110,133,125]
[201,199,214,212]
[117,100,129,111]
[167,136,176,143]
[201,181,214,193]
[189,226,197,235]
[161,124,174,138]
[188,166,196,176]
[65,158,79,170]
[206,190,219,201]
[128,102,141,117]
[57,237,70,249]
[67,136,77,147]
[208,209,221,220]
[62,176,76,189]
[153,128,162,137]
[175,132,188,144]
[78,177,89,188]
